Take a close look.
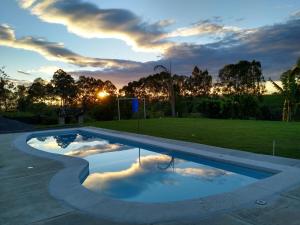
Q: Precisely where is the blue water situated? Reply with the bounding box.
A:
[27,131,272,203]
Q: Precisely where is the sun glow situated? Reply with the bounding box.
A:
[97,91,109,98]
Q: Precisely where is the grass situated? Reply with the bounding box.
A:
[85,118,300,159]
[0,111,35,118]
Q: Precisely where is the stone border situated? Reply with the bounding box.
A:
[13,127,300,224]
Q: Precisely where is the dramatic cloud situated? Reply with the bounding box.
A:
[19,0,173,52]
[72,16,300,88]
[8,2,300,88]
[0,24,140,69]
[163,16,300,78]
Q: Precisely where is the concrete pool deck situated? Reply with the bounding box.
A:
[1,128,300,224]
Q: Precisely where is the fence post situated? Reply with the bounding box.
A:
[272,140,276,156]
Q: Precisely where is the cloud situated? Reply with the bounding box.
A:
[83,154,229,199]
[27,65,61,75]
[18,0,173,52]
[0,24,140,69]
[83,155,174,198]
[0,24,15,40]
[292,11,300,18]
[8,2,300,88]
[17,1,238,50]
[17,70,31,75]
[70,62,156,88]
[28,133,128,155]
[165,20,240,38]
[71,16,300,88]
[154,19,176,28]
[65,144,130,158]
[163,16,300,78]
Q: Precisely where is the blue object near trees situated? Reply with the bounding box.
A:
[132,98,139,113]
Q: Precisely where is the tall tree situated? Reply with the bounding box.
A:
[103,80,117,96]
[51,69,77,107]
[28,78,47,103]
[218,60,265,95]
[187,66,212,96]
[16,85,28,111]
[270,59,300,121]
[77,76,104,109]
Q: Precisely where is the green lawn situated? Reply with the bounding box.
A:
[85,118,300,159]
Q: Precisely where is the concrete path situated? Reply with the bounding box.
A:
[0,116,34,133]
[0,133,130,225]
[1,132,300,225]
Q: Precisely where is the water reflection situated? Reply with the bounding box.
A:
[27,133,126,157]
[28,132,261,202]
[138,147,175,170]
[54,134,77,149]
[65,144,130,158]
[175,167,228,181]
[83,154,230,199]
[36,136,47,142]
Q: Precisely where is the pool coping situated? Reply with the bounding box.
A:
[13,127,300,224]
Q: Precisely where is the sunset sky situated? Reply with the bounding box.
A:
[0,0,300,88]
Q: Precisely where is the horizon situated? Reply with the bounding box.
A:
[0,0,300,91]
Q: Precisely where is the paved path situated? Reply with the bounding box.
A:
[0,116,34,133]
[1,132,300,225]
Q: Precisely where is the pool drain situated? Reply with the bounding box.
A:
[255,200,267,205]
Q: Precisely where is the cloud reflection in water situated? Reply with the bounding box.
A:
[27,134,127,158]
[83,154,231,198]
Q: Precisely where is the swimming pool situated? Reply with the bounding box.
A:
[27,130,272,203]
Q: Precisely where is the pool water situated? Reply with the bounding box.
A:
[27,131,272,203]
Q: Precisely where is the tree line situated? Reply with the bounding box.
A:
[0,59,299,123]
[121,60,266,118]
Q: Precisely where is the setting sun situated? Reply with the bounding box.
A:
[97,91,109,98]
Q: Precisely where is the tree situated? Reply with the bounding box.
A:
[103,80,117,96]
[218,60,265,95]
[120,80,143,98]
[121,73,173,100]
[186,66,212,96]
[154,64,176,117]
[270,59,300,121]
[77,76,104,109]
[51,69,77,107]
[16,85,28,111]
[28,78,47,103]
[0,67,15,111]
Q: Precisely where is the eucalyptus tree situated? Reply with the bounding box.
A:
[217,60,265,118]
[16,84,28,111]
[103,80,117,96]
[187,66,212,96]
[28,78,48,103]
[218,60,265,95]
[120,80,144,98]
[52,69,77,107]
[76,76,104,109]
